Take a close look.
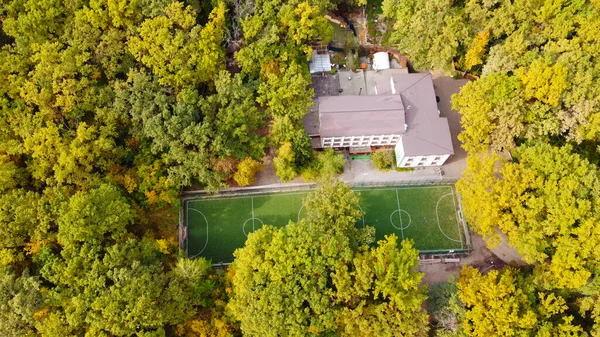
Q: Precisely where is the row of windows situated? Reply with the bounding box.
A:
[322,135,400,147]
[405,156,442,163]
[401,156,445,167]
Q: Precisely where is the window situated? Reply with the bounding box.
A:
[434,156,441,161]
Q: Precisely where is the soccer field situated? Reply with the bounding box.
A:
[182,185,466,263]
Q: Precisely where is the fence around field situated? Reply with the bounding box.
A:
[179,179,472,259]
[180,178,460,199]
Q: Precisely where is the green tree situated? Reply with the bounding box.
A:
[229,180,427,336]
[300,148,344,181]
[334,237,428,337]
[372,150,393,171]
[128,1,226,89]
[35,239,195,336]
[57,184,133,249]
[200,71,267,160]
[382,0,470,71]
[0,189,40,266]
[0,267,43,337]
[257,61,314,126]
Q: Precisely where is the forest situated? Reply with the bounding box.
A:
[0,0,599,336]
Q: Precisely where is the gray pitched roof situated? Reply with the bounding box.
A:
[318,95,405,137]
[316,72,454,157]
[393,74,454,156]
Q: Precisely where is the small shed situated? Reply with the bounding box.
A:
[372,52,390,70]
[309,50,332,73]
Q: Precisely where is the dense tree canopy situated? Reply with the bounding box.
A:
[229,180,428,336]
[0,0,336,334]
[2,0,599,335]
[456,266,593,336]
[384,0,600,291]
[458,143,600,289]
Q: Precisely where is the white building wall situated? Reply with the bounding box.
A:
[321,134,401,148]
[394,139,404,162]
[397,154,450,167]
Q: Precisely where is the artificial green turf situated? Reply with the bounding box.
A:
[185,186,464,263]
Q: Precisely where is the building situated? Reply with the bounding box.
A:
[310,72,454,167]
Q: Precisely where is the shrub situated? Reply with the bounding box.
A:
[300,163,321,182]
[319,148,345,176]
[301,149,345,182]
[234,158,263,187]
[372,150,393,171]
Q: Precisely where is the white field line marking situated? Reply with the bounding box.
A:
[395,189,405,240]
[187,208,209,257]
[352,186,450,192]
[297,205,304,223]
[389,210,412,230]
[358,205,365,228]
[243,217,264,237]
[251,197,255,231]
[450,186,464,249]
[435,194,462,243]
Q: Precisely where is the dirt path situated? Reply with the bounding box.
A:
[418,233,525,285]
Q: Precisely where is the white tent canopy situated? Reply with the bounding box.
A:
[372,52,390,70]
[309,50,332,73]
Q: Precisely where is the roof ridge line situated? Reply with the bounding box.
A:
[398,73,431,95]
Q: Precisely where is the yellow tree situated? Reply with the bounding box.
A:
[233,158,263,187]
[451,72,523,153]
[273,142,297,182]
[459,143,600,289]
[457,266,584,336]
[515,59,569,108]
[464,30,490,70]
[455,154,502,246]
[128,1,226,90]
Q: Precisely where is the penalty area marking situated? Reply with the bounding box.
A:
[450,187,464,249]
[435,193,462,243]
[243,217,264,237]
[187,207,209,257]
[390,209,412,231]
